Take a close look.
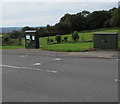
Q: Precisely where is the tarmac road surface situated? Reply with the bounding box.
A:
[2,54,118,102]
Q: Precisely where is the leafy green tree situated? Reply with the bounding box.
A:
[10,30,21,39]
[110,7,120,27]
[82,10,90,17]
[54,23,71,35]
[21,26,35,37]
[87,10,111,29]
[104,19,111,28]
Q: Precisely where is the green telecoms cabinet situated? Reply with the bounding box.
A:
[93,33,118,50]
[25,30,39,49]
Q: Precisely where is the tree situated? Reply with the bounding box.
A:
[10,30,21,39]
[110,7,120,27]
[21,26,35,37]
[82,10,90,17]
[87,10,111,29]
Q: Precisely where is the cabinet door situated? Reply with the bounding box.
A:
[94,35,106,48]
[25,35,31,48]
[105,35,117,49]
[30,35,35,48]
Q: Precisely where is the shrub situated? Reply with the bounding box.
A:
[55,35,61,43]
[50,39,53,43]
[2,34,11,45]
[47,37,50,44]
[2,34,22,46]
[64,37,68,42]
[72,31,80,42]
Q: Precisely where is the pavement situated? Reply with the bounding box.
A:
[1,48,119,59]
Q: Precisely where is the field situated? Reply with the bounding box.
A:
[1,28,120,51]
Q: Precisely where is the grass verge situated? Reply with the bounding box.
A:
[1,45,25,49]
[41,42,93,52]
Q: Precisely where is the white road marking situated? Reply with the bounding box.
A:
[114,79,120,82]
[1,64,58,74]
[116,59,120,61]
[53,58,61,61]
[18,55,28,57]
[0,65,21,69]
[33,63,42,66]
[22,67,58,73]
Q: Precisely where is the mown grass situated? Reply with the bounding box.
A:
[41,42,93,52]
[0,45,25,49]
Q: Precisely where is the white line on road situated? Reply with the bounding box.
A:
[33,63,42,66]
[0,65,21,69]
[1,65,58,74]
[116,59,120,61]
[18,55,28,57]
[53,58,61,61]
[114,79,120,82]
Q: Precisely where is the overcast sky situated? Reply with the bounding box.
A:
[1,0,119,27]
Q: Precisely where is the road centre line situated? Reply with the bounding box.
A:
[0,65,58,74]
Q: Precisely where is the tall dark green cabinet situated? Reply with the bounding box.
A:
[25,30,39,49]
[93,33,118,50]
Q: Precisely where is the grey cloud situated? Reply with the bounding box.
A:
[2,2,118,27]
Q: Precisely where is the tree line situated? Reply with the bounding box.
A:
[9,7,120,38]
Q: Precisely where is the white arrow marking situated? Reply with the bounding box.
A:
[53,58,61,61]
[114,79,120,82]
[33,63,42,66]
[19,55,28,57]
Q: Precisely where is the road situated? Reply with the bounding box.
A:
[2,54,118,102]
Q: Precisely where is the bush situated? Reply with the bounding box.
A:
[50,39,54,43]
[55,35,61,43]
[64,37,68,42]
[2,34,11,45]
[47,37,50,44]
[72,31,80,42]
[2,34,22,46]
